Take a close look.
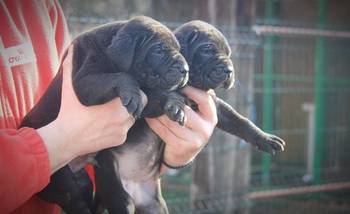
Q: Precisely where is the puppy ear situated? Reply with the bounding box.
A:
[106,33,136,72]
[177,29,199,65]
[187,30,199,45]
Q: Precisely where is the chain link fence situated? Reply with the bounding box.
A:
[63,10,350,213]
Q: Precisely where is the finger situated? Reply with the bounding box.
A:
[124,116,136,130]
[97,97,135,123]
[182,86,217,123]
[135,90,148,119]
[182,105,207,131]
[158,115,196,141]
[145,118,187,147]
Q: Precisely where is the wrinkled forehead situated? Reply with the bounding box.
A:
[153,28,180,50]
[198,29,231,56]
[126,17,180,50]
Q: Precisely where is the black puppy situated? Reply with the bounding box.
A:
[174,20,285,154]
[20,16,189,214]
[93,21,285,214]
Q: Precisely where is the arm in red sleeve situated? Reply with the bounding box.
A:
[0,128,51,214]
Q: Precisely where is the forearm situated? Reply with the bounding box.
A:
[215,96,262,143]
[37,119,75,173]
[214,96,285,154]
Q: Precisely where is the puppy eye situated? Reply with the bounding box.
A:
[153,44,165,55]
[201,44,215,54]
[204,44,214,49]
[154,47,162,54]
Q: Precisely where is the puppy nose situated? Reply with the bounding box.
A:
[183,63,189,73]
[173,62,189,74]
[180,65,189,74]
[224,67,233,75]
[179,68,187,74]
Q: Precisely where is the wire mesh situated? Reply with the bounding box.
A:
[61,2,350,212]
[163,25,350,213]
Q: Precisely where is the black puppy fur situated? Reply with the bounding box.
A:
[174,21,285,154]
[93,21,286,214]
[20,16,188,214]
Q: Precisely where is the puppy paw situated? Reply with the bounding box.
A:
[164,93,186,126]
[119,89,145,119]
[165,101,186,126]
[255,134,285,155]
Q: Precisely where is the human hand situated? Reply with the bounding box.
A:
[145,86,217,172]
[37,46,147,173]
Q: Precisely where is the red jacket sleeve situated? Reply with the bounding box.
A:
[0,128,51,214]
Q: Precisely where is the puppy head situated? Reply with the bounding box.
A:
[106,16,188,91]
[174,21,234,91]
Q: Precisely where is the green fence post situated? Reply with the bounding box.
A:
[262,0,274,187]
[313,0,326,185]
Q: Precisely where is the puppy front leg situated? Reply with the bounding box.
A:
[141,90,171,118]
[213,96,285,154]
[142,90,186,125]
[73,72,145,118]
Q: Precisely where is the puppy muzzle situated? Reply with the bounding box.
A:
[201,59,234,90]
[161,62,189,90]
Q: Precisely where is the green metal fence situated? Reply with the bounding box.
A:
[163,25,350,213]
[64,14,350,214]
